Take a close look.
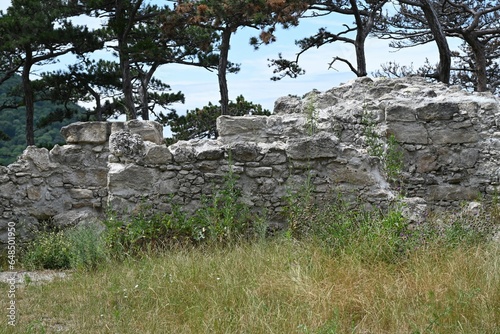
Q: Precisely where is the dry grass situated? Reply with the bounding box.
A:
[1,238,498,334]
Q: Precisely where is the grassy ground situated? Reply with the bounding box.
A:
[2,178,499,333]
[1,237,498,333]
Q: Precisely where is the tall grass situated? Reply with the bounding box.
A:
[3,177,499,333]
[2,239,498,333]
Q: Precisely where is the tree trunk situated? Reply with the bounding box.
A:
[463,34,487,92]
[419,0,451,84]
[121,53,137,119]
[88,86,102,121]
[350,0,368,77]
[139,65,157,120]
[116,0,137,119]
[354,38,368,77]
[218,29,232,115]
[22,47,35,146]
[139,77,149,120]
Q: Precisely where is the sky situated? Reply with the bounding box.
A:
[0,0,445,135]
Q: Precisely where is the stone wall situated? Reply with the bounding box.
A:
[1,77,499,247]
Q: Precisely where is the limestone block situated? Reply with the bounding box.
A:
[259,178,278,194]
[286,133,339,160]
[169,141,196,163]
[260,151,287,165]
[217,116,268,142]
[108,163,158,197]
[415,152,439,173]
[400,197,427,223]
[429,127,479,144]
[21,147,57,171]
[428,185,479,201]
[192,140,224,160]
[0,182,16,198]
[273,95,303,114]
[229,143,261,162]
[416,102,459,121]
[327,163,377,186]
[61,122,110,144]
[26,186,42,201]
[62,168,107,188]
[245,167,273,178]
[52,208,104,230]
[125,120,163,144]
[143,142,172,165]
[387,122,428,144]
[155,178,179,195]
[69,189,94,199]
[384,103,416,122]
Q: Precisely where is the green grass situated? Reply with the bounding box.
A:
[1,238,498,333]
[1,177,499,333]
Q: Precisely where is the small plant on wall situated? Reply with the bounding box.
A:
[361,111,405,187]
[384,134,405,184]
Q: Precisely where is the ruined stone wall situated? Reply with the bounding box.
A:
[1,77,499,247]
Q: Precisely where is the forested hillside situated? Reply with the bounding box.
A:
[0,75,84,166]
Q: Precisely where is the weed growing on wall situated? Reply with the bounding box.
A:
[385,134,405,183]
[103,165,268,258]
[361,111,384,158]
[283,175,499,263]
[304,93,318,136]
[361,111,404,185]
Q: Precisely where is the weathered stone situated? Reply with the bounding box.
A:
[273,95,303,114]
[52,208,103,230]
[108,163,158,197]
[387,122,428,144]
[384,103,416,122]
[143,142,172,165]
[27,187,42,200]
[246,167,273,178]
[21,147,57,171]
[428,185,480,201]
[416,102,459,121]
[217,116,268,142]
[61,122,110,144]
[125,120,163,144]
[193,140,224,160]
[429,127,479,144]
[400,197,427,223]
[155,178,180,195]
[415,151,439,173]
[229,143,261,162]
[169,141,196,163]
[287,133,339,160]
[109,130,146,160]
[2,77,500,250]
[69,189,94,199]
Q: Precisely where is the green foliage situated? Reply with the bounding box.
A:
[22,230,73,270]
[21,224,107,271]
[384,134,405,181]
[189,167,260,244]
[362,112,404,184]
[361,111,384,157]
[285,178,499,264]
[304,93,318,136]
[104,167,267,258]
[65,224,108,270]
[0,75,85,165]
[163,95,270,145]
